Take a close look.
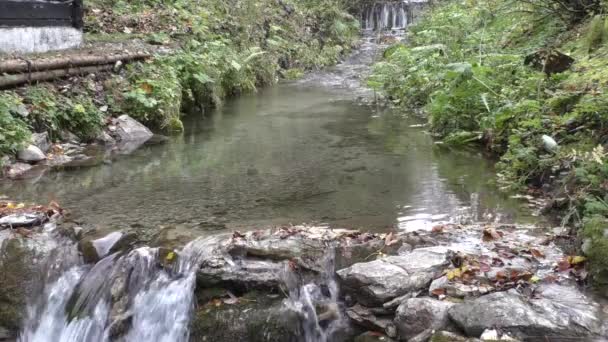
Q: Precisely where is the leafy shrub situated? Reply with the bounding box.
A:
[123,60,183,131]
[0,94,31,156]
[582,215,608,284]
[24,86,104,141]
[586,15,607,52]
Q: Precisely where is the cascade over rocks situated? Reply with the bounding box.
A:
[3,195,608,342]
[196,227,410,292]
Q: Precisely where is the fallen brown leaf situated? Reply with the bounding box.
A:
[483,228,503,241]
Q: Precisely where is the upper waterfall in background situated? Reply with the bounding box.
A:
[361,0,427,31]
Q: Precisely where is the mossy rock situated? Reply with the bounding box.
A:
[78,239,100,264]
[354,331,396,342]
[0,237,37,337]
[582,215,608,294]
[189,291,301,342]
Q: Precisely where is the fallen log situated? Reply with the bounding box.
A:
[0,52,151,74]
[0,64,114,89]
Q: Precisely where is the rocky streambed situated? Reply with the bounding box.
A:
[1,114,161,180]
[1,200,607,342]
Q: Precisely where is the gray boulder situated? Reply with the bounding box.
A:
[448,285,606,341]
[394,297,455,341]
[108,115,153,154]
[31,132,51,153]
[346,304,397,338]
[197,257,287,290]
[337,247,449,306]
[228,234,327,272]
[111,115,152,142]
[17,145,45,163]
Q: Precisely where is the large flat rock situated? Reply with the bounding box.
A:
[336,247,449,306]
[449,285,606,341]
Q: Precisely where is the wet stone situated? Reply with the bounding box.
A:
[430,331,479,342]
[3,162,33,179]
[17,145,46,163]
[394,297,455,341]
[448,285,605,340]
[189,294,301,342]
[0,213,46,228]
[336,247,449,306]
[78,231,138,264]
[346,304,397,337]
[31,132,51,153]
[353,331,397,342]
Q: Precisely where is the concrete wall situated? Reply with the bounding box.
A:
[0,26,82,54]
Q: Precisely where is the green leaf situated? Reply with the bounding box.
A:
[193,73,214,84]
[230,60,242,71]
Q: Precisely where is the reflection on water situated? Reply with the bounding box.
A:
[0,84,536,236]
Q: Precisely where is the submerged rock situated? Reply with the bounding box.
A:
[3,162,32,179]
[394,297,455,341]
[448,285,605,340]
[336,247,449,306]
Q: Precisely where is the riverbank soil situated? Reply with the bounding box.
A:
[368,0,608,290]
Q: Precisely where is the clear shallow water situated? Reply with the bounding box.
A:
[0,37,537,237]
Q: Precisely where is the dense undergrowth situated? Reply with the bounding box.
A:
[369,0,608,287]
[0,0,359,159]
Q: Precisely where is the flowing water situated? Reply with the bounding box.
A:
[0,36,536,241]
[360,1,427,31]
[6,32,543,342]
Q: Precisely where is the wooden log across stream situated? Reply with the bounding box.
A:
[0,51,151,89]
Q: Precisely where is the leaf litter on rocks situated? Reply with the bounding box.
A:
[430,223,590,300]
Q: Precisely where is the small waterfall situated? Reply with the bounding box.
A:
[283,248,347,342]
[362,1,427,31]
[20,232,348,342]
[19,236,222,342]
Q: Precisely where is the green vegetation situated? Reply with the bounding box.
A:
[0,0,359,159]
[0,94,30,158]
[24,86,105,141]
[369,0,608,284]
[86,0,359,130]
